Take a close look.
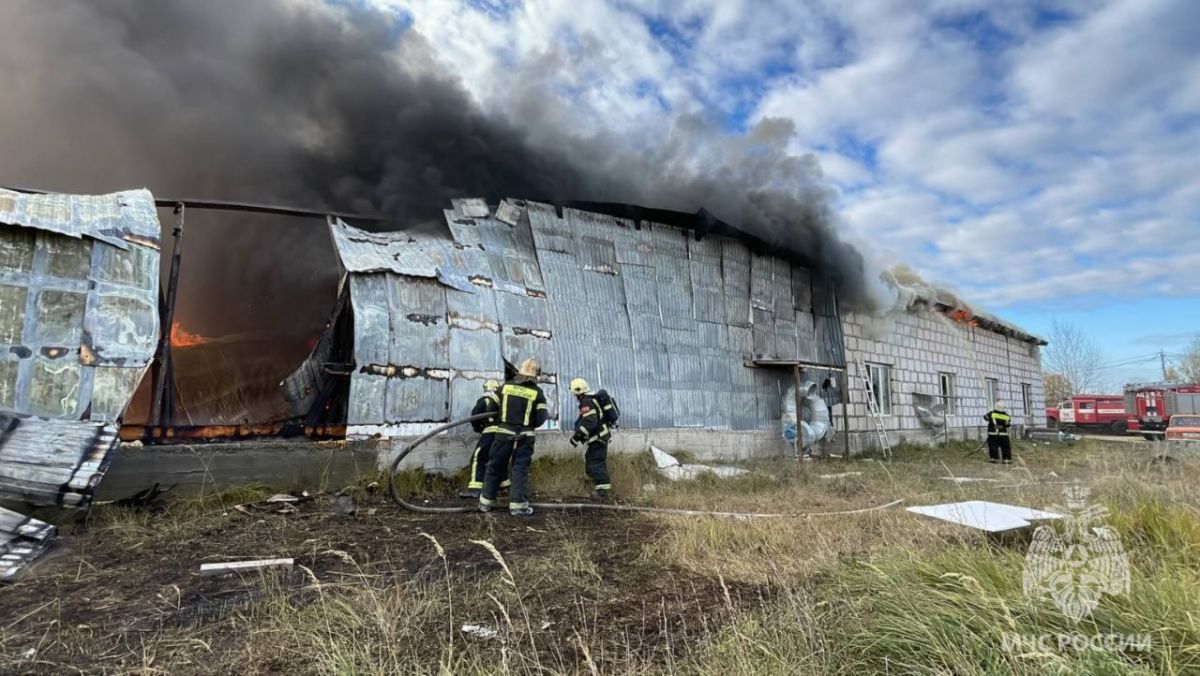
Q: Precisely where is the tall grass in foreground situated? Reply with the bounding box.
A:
[679,496,1200,676]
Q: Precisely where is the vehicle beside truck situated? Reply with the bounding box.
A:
[1045,394,1137,435]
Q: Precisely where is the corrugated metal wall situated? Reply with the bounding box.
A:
[333,199,840,434]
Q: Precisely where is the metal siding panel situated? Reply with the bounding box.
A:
[350,274,390,366]
[385,276,450,371]
[750,252,775,312]
[773,317,798,360]
[752,308,774,357]
[444,209,482,246]
[613,221,656,267]
[447,286,501,372]
[688,237,723,323]
[0,199,159,426]
[721,240,751,327]
[529,204,576,253]
[634,349,671,428]
[772,257,793,316]
[330,219,438,277]
[0,188,160,249]
[792,264,813,311]
[385,377,447,422]
[347,373,386,426]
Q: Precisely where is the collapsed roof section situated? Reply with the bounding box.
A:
[284,198,845,436]
[0,188,160,507]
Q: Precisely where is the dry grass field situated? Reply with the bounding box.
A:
[2,438,1196,674]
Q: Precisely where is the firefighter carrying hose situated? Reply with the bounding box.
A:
[569,378,613,499]
[457,380,507,499]
[480,358,548,517]
[984,401,1013,464]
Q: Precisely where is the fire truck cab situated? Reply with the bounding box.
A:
[1124,383,1200,440]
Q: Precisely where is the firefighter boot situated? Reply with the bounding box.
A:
[458,488,482,499]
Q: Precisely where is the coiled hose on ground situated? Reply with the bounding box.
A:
[388,414,903,518]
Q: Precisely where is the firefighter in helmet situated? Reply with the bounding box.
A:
[480,358,548,516]
[569,378,612,499]
[458,379,507,499]
[984,400,1013,464]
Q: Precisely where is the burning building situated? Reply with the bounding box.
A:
[0,186,1048,514]
[281,197,1046,468]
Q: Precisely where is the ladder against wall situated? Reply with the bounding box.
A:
[855,356,893,460]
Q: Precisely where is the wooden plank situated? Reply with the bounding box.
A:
[199,558,294,576]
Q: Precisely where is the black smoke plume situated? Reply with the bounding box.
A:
[0,0,878,341]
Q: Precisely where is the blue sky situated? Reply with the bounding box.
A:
[383,0,1198,385]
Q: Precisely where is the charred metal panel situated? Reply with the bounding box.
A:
[0,190,159,431]
[812,277,846,368]
[444,209,483,247]
[1,506,55,581]
[0,188,160,250]
[330,218,438,277]
[0,413,119,507]
[528,204,575,253]
[387,276,449,367]
[721,240,751,327]
[792,264,813,312]
[446,287,500,373]
[282,288,347,418]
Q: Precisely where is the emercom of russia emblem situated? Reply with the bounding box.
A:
[1022,486,1130,622]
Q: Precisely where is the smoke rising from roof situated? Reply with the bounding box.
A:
[0,0,881,340]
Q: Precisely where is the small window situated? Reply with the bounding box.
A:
[1022,383,1033,416]
[866,363,892,415]
[939,372,957,414]
[986,378,1000,409]
[1078,402,1094,411]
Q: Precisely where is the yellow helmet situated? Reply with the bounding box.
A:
[518,358,540,377]
[569,378,589,394]
[483,379,500,392]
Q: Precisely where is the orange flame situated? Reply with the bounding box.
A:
[171,321,211,348]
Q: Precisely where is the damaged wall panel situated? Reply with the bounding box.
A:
[0,188,160,509]
[292,199,844,439]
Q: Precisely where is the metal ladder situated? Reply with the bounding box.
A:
[856,356,893,460]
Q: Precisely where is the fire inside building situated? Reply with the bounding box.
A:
[0,187,1046,578]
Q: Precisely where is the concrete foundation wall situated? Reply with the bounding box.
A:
[98,428,789,498]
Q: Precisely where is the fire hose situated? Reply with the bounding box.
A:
[388,414,904,518]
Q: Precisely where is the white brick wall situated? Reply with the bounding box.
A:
[841,306,1046,452]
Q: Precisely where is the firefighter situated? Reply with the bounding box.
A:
[984,401,1013,464]
[569,378,612,499]
[480,358,548,517]
[458,380,505,499]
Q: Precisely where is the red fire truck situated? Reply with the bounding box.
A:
[1124,383,1200,440]
[1045,394,1135,434]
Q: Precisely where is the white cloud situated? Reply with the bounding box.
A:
[380,0,1198,314]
